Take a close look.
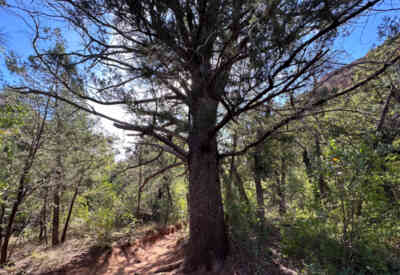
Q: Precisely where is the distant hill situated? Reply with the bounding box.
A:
[319,35,400,91]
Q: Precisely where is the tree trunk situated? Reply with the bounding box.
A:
[164,183,172,226]
[136,164,143,217]
[39,188,48,243]
[224,163,234,204]
[52,183,60,246]
[0,198,6,249]
[224,133,238,203]
[0,161,33,265]
[0,97,48,263]
[0,184,24,264]
[61,186,79,243]
[315,136,330,199]
[253,156,265,228]
[278,157,287,216]
[184,96,228,272]
[232,161,250,206]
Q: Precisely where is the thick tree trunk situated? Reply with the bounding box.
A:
[184,97,228,272]
[61,186,79,243]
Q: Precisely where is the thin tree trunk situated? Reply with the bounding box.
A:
[254,172,265,226]
[225,133,238,203]
[253,136,265,228]
[278,157,287,216]
[315,136,329,199]
[254,130,265,229]
[0,98,49,264]
[61,186,79,243]
[52,183,60,246]
[303,137,330,204]
[184,96,228,272]
[39,188,48,243]
[136,163,143,217]
[0,198,6,249]
[232,164,250,206]
[164,183,172,226]
[0,178,24,264]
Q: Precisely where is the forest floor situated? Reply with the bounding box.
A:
[1,222,298,275]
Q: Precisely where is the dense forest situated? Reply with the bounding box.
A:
[0,1,400,274]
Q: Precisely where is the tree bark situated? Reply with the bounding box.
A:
[184,96,228,272]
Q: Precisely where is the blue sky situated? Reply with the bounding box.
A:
[1,1,398,66]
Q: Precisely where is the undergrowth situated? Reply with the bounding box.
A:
[280,217,400,275]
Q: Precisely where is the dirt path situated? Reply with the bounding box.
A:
[68,227,186,275]
[30,223,296,275]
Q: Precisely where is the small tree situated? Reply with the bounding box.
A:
[0,93,49,264]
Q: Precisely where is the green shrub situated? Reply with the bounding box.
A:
[281,217,400,275]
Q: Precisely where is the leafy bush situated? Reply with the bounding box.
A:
[74,180,134,246]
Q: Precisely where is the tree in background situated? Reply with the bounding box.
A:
[0,92,49,264]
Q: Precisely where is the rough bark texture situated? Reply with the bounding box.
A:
[184,96,228,272]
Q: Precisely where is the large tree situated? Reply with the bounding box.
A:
[7,0,400,271]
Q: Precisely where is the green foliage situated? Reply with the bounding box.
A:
[281,217,400,275]
[76,180,133,246]
[226,193,256,241]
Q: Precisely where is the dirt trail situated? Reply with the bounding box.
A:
[32,223,296,275]
[68,227,186,275]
